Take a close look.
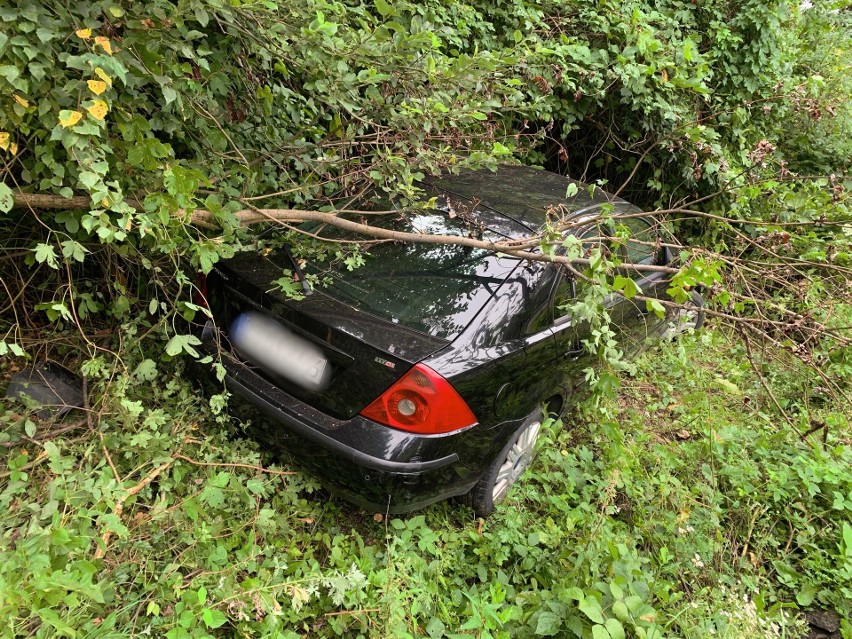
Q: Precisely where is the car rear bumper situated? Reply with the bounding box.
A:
[196,325,479,513]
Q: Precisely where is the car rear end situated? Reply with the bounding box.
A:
[196,212,525,512]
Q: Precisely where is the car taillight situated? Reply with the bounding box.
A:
[195,273,208,309]
[360,364,478,435]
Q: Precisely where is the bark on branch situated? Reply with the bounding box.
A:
[9,192,680,274]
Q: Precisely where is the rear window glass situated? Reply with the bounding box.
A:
[302,213,519,340]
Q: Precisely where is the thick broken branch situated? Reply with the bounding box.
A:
[9,192,679,273]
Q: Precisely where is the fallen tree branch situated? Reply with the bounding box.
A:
[9,191,680,273]
[172,453,297,476]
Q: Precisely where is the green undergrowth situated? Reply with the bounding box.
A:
[0,329,850,639]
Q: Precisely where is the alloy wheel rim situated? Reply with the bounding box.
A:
[662,305,699,338]
[492,420,541,503]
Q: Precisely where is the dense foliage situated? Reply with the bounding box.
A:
[1,330,850,638]
[2,0,852,637]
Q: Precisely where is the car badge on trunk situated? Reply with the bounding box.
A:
[374,357,396,370]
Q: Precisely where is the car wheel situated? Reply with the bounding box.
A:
[660,290,705,339]
[469,409,543,517]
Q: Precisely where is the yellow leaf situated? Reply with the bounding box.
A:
[75,28,92,39]
[0,132,8,151]
[9,142,18,156]
[94,36,113,55]
[86,101,109,121]
[13,94,29,108]
[94,67,113,87]
[87,80,108,96]
[101,198,111,208]
[59,110,83,128]
[661,69,669,82]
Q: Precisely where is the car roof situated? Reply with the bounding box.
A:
[420,164,631,237]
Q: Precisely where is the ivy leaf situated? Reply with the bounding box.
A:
[645,298,666,318]
[34,243,59,268]
[165,334,202,358]
[61,240,88,262]
[0,183,13,213]
[133,359,157,381]
[0,132,9,151]
[613,275,640,298]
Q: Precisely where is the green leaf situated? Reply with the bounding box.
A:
[613,276,640,298]
[61,240,88,262]
[37,608,77,638]
[645,298,666,318]
[34,243,59,268]
[591,624,611,639]
[162,85,177,104]
[609,583,624,600]
[605,618,626,639]
[425,617,446,639]
[612,600,629,622]
[134,359,157,381]
[715,377,742,395]
[78,171,100,190]
[165,334,202,358]
[374,0,393,17]
[0,182,13,213]
[563,587,585,601]
[796,584,818,606]
[579,596,605,624]
[535,611,562,636]
[201,608,228,628]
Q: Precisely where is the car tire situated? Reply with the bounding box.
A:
[469,408,544,517]
[660,290,705,339]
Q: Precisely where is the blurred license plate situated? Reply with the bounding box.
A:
[230,311,330,391]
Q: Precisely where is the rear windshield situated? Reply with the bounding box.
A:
[303,213,519,340]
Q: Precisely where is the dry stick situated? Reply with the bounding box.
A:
[0,450,48,479]
[172,453,297,476]
[93,458,174,560]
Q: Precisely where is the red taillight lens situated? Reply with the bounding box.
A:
[360,364,478,435]
[195,273,209,309]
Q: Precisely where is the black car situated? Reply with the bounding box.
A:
[197,165,703,515]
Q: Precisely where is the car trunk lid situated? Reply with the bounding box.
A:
[207,255,450,420]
